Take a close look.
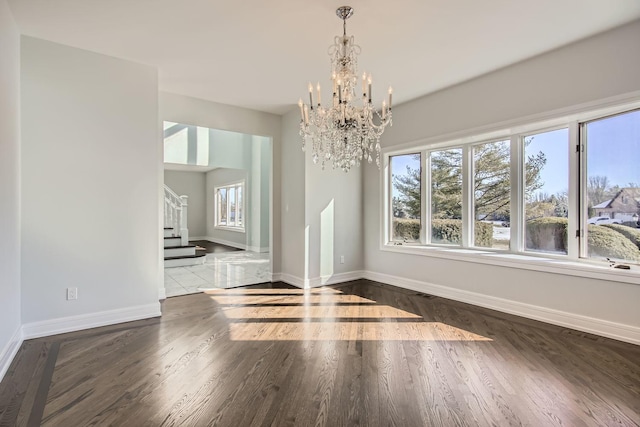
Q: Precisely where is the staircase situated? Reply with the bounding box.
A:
[164,185,206,268]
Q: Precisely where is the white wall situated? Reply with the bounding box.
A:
[280,110,306,281]
[304,142,363,284]
[279,108,364,287]
[363,20,640,340]
[160,92,281,271]
[0,0,22,378]
[21,37,161,326]
[164,170,207,238]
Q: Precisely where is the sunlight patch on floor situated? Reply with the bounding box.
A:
[207,287,492,342]
[228,321,492,341]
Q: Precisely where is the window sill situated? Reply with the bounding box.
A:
[381,243,640,285]
[214,226,245,233]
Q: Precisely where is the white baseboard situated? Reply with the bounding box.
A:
[277,272,305,288]
[22,303,162,340]
[363,270,640,346]
[189,236,208,241]
[0,326,24,382]
[274,271,364,289]
[158,286,167,301]
[271,272,282,282]
[307,271,365,288]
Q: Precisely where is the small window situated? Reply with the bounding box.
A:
[430,148,462,245]
[473,140,510,249]
[524,128,569,254]
[215,182,245,231]
[390,154,421,243]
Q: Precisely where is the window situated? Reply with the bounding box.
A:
[383,101,640,269]
[582,109,640,263]
[215,182,244,231]
[430,148,462,245]
[473,140,510,249]
[524,128,569,254]
[390,154,421,243]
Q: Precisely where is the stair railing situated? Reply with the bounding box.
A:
[164,185,189,246]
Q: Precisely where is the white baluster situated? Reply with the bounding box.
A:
[180,195,189,246]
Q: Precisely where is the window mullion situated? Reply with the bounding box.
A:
[234,185,237,227]
[422,150,430,245]
[567,121,580,259]
[216,190,220,225]
[510,136,524,252]
[462,146,473,247]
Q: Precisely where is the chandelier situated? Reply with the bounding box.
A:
[298,6,392,172]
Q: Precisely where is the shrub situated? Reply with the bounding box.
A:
[601,224,640,250]
[431,219,493,247]
[391,218,493,247]
[392,218,420,241]
[431,219,462,244]
[474,222,493,247]
[588,225,640,261]
[526,217,568,252]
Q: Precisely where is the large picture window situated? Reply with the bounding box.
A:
[384,103,640,269]
[215,182,244,231]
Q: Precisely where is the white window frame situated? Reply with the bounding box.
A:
[381,95,640,284]
[214,180,245,232]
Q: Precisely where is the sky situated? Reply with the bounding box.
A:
[391,109,640,198]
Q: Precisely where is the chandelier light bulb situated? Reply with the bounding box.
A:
[297,5,393,172]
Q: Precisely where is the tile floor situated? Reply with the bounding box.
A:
[164,251,271,297]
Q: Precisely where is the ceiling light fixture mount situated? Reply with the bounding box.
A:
[298,5,392,172]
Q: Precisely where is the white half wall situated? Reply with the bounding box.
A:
[159,92,281,271]
[21,37,161,324]
[0,0,22,380]
[164,170,207,237]
[363,21,640,339]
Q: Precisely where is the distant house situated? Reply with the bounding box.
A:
[592,188,640,221]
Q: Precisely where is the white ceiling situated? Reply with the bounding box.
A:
[8,0,640,115]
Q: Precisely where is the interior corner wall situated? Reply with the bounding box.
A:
[280,110,306,281]
[164,170,207,238]
[304,140,363,284]
[20,36,161,325]
[364,20,640,334]
[159,92,281,272]
[0,0,22,378]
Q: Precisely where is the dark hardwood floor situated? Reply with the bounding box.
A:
[190,240,242,254]
[1,280,639,426]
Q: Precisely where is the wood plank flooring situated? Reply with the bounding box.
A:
[1,280,639,426]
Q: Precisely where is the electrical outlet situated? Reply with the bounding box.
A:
[340,255,345,264]
[67,287,78,300]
